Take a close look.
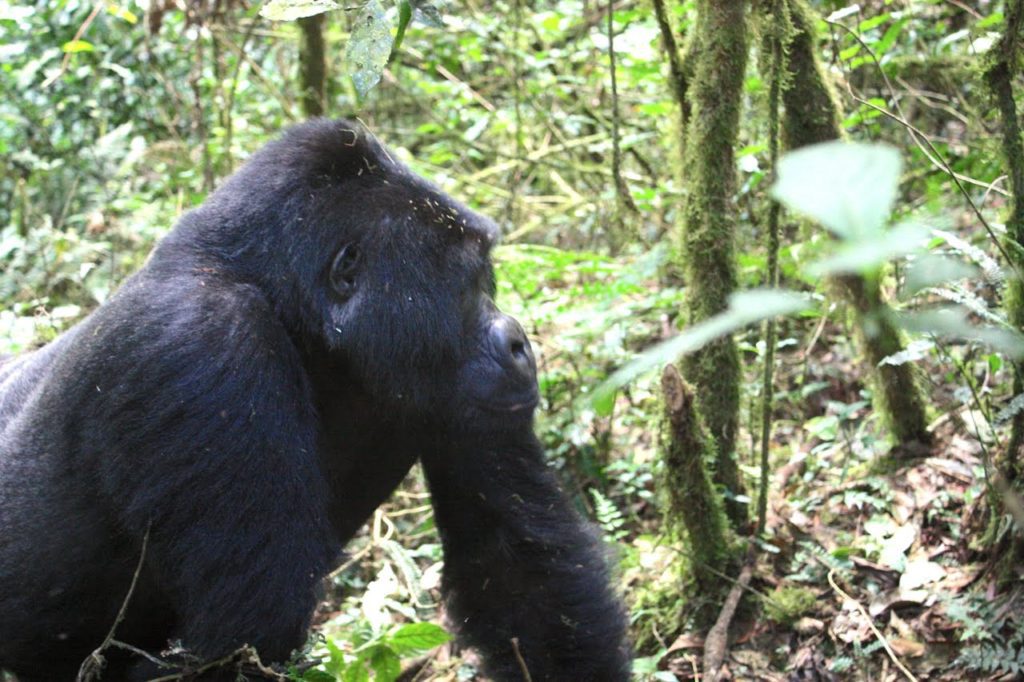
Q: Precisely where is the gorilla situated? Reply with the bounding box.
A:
[0,120,630,681]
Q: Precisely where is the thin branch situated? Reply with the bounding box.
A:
[825,17,1022,283]
[827,570,919,682]
[76,526,151,682]
[42,1,104,88]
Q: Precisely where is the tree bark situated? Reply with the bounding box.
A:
[678,0,749,526]
[298,14,327,118]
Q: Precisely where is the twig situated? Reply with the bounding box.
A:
[826,569,918,682]
[42,1,104,88]
[76,526,151,682]
[510,637,533,682]
[607,0,637,224]
[825,17,1021,283]
[701,558,753,682]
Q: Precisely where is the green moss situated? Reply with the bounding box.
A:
[660,366,738,624]
[763,586,817,626]
[677,0,749,527]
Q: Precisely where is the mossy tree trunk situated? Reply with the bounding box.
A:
[984,0,1024,577]
[678,0,749,527]
[661,365,735,621]
[985,0,1024,485]
[782,0,931,448]
[298,14,327,118]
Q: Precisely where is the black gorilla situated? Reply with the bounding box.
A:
[0,120,630,681]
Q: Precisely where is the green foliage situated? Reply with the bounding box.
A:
[762,586,817,626]
[295,623,451,681]
[261,0,341,22]
[949,593,1024,678]
[591,289,812,415]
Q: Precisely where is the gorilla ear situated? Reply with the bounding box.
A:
[329,243,360,300]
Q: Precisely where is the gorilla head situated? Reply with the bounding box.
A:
[182,121,538,420]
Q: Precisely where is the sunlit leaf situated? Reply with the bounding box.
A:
[591,290,813,415]
[771,141,901,239]
[259,0,339,21]
[62,39,95,53]
[388,622,451,654]
[346,0,392,96]
[106,5,138,24]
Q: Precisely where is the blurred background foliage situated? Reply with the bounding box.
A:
[3,0,1024,679]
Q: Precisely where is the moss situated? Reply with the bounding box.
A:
[783,0,931,448]
[763,585,817,626]
[985,0,1024,483]
[660,365,737,623]
[677,0,749,527]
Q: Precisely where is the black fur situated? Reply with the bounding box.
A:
[0,119,630,681]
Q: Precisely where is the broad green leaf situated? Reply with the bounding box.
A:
[346,0,392,96]
[260,0,339,21]
[368,646,401,681]
[343,658,370,682]
[808,221,929,276]
[771,141,901,240]
[387,622,452,654]
[62,39,94,53]
[591,290,813,415]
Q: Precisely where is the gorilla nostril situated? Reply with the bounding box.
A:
[510,339,526,359]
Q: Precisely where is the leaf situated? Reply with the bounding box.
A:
[368,645,402,681]
[879,338,933,367]
[591,290,813,415]
[809,221,929,276]
[899,558,945,591]
[386,622,452,654]
[260,0,339,21]
[412,0,443,28]
[771,141,901,240]
[904,254,979,295]
[346,0,393,96]
[61,39,95,53]
[106,5,138,24]
[894,307,1024,359]
[995,392,1024,425]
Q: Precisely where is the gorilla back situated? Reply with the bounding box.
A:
[0,120,629,681]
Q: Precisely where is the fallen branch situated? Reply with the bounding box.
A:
[702,554,754,682]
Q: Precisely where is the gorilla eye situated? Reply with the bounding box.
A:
[329,244,361,299]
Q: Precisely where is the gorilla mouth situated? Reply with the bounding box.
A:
[484,391,539,413]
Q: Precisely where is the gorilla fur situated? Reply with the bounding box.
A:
[0,120,630,681]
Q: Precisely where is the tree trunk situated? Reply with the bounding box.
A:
[298,14,327,118]
[782,0,931,448]
[661,365,735,621]
[678,0,749,527]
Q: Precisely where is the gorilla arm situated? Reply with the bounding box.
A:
[85,277,337,667]
[421,427,631,682]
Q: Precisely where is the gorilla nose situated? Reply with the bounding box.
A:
[489,315,536,379]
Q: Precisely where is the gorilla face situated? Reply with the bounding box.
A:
[200,120,539,419]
